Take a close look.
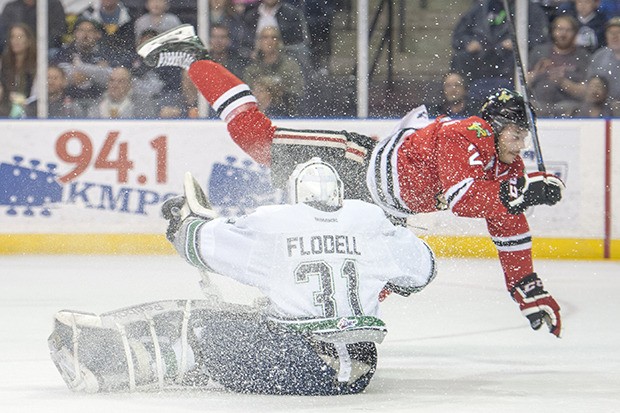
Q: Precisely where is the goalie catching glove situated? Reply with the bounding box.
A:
[500,172,564,215]
[511,273,561,338]
[162,172,219,242]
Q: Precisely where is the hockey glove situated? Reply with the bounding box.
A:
[161,172,219,242]
[161,196,189,242]
[511,273,562,337]
[500,172,565,215]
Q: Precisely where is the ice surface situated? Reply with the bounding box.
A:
[0,255,618,412]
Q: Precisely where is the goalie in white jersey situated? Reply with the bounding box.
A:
[48,158,436,395]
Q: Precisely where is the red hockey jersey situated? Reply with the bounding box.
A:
[390,116,533,289]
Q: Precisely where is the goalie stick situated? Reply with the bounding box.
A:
[182,171,223,300]
[501,0,546,172]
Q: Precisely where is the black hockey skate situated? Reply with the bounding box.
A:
[137,24,210,69]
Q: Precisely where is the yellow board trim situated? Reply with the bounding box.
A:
[0,234,618,259]
[0,234,174,255]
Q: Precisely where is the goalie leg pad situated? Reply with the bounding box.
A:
[48,300,212,392]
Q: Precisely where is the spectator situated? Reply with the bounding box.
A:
[0,77,24,118]
[430,72,478,118]
[134,0,181,43]
[209,0,247,56]
[572,75,614,117]
[587,17,620,101]
[562,17,620,101]
[252,75,288,117]
[287,0,336,70]
[527,14,590,116]
[46,66,85,118]
[243,26,305,116]
[80,0,136,66]
[242,0,312,75]
[562,17,620,102]
[560,0,608,52]
[450,0,549,100]
[26,66,85,118]
[88,66,155,118]
[0,0,66,55]
[208,22,249,78]
[51,17,115,114]
[0,23,36,112]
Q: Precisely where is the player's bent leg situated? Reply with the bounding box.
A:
[187,60,276,165]
[187,60,256,120]
[189,310,377,395]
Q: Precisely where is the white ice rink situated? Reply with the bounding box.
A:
[1,255,618,413]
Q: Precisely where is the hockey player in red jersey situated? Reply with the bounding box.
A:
[138,25,565,337]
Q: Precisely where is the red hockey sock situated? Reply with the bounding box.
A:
[498,248,534,291]
[187,60,257,120]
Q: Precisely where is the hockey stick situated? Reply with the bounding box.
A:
[501,0,546,172]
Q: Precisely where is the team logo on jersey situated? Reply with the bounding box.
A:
[337,317,358,330]
[466,122,491,138]
[498,89,513,102]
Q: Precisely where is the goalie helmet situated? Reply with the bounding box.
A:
[479,89,532,135]
[287,158,344,210]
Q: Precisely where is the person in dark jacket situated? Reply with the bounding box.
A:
[240,0,311,76]
[560,0,608,52]
[450,0,549,100]
[79,0,136,67]
[0,0,66,54]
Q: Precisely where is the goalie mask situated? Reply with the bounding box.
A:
[287,158,344,210]
[479,89,532,135]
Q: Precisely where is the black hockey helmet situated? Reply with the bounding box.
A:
[479,89,532,135]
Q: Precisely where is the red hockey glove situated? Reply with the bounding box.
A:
[511,273,562,337]
[500,172,565,215]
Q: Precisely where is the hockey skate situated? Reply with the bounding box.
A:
[137,24,210,68]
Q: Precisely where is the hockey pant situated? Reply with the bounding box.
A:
[48,299,377,395]
[187,60,378,203]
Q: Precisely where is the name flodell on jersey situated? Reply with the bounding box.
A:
[286,235,361,257]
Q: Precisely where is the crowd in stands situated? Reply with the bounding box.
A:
[441,0,620,118]
[0,0,618,119]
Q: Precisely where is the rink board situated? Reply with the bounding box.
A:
[0,118,617,259]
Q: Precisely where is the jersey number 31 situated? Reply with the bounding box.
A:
[295,259,362,318]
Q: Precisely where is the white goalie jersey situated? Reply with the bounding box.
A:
[175,200,436,321]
